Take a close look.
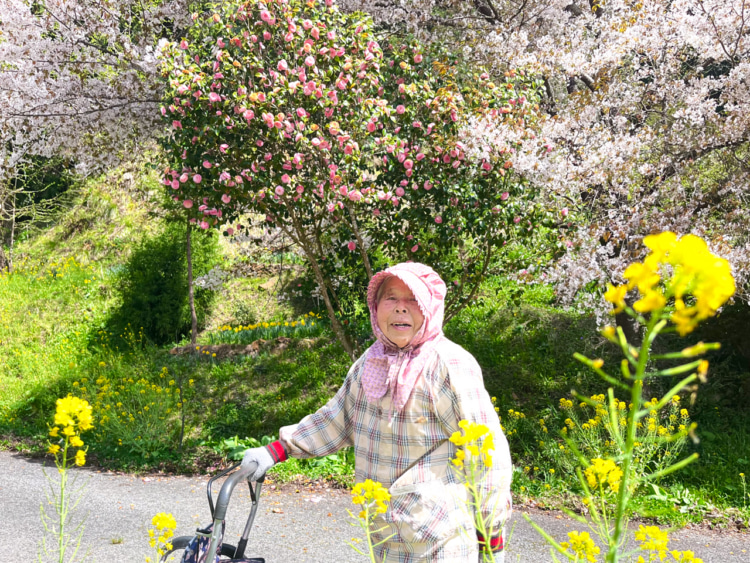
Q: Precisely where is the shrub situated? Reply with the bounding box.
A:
[108,220,219,345]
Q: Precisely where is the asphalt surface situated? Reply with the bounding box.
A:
[1,450,748,562]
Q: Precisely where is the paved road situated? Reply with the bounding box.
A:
[1,451,747,562]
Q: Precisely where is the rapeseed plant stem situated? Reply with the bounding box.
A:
[531,232,733,563]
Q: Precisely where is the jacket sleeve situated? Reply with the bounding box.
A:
[434,345,513,535]
[278,355,365,458]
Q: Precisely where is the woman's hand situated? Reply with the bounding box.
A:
[240,446,276,481]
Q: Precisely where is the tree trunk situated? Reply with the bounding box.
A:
[305,247,357,360]
[8,191,16,273]
[186,217,198,347]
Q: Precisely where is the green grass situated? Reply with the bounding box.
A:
[1,171,749,525]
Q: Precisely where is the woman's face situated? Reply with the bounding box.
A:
[376,277,425,348]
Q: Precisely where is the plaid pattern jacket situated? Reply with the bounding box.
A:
[280,338,513,562]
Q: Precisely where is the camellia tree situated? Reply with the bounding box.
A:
[158,0,553,357]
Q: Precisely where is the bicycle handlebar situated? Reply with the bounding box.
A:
[210,461,263,521]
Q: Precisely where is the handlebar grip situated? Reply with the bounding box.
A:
[212,461,257,521]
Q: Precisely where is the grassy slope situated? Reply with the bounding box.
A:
[1,166,748,526]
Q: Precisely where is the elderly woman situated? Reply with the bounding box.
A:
[242,262,512,561]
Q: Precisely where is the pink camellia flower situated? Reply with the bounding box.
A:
[424,180,433,190]
[395,187,405,197]
[396,105,405,114]
[160,106,166,116]
[192,174,202,183]
[403,159,413,170]
[501,192,509,200]
[278,60,289,72]
[219,144,229,153]
[281,174,291,184]
[302,19,313,29]
[482,161,492,171]
[435,216,443,224]
[348,190,362,202]
[243,110,254,121]
[296,185,304,194]
[226,227,235,236]
[263,31,271,40]
[275,186,285,196]
[257,92,266,102]
[183,199,193,209]
[372,208,381,217]
[256,140,264,147]
[411,244,419,253]
[200,221,209,230]
[221,194,231,204]
[260,10,272,22]
[208,92,221,103]
[311,137,321,146]
[347,241,356,251]
[414,54,423,63]
[327,203,336,212]
[179,173,188,183]
[304,56,315,67]
[179,40,189,49]
[416,153,425,161]
[296,107,307,118]
[284,32,294,42]
[561,207,569,217]
[413,121,422,128]
[514,216,521,223]
[327,31,335,40]
[367,122,376,133]
[172,120,182,129]
[219,171,231,182]
[170,179,179,190]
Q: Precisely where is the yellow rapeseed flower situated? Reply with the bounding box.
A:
[560,530,600,563]
[584,458,623,493]
[634,525,669,559]
[351,479,391,518]
[54,396,94,431]
[74,450,86,466]
[604,284,628,312]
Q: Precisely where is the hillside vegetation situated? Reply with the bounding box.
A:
[1,167,749,528]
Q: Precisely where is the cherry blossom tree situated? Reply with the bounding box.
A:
[338,0,750,317]
[158,0,549,357]
[0,0,192,182]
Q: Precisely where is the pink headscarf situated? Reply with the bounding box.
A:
[361,262,447,410]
